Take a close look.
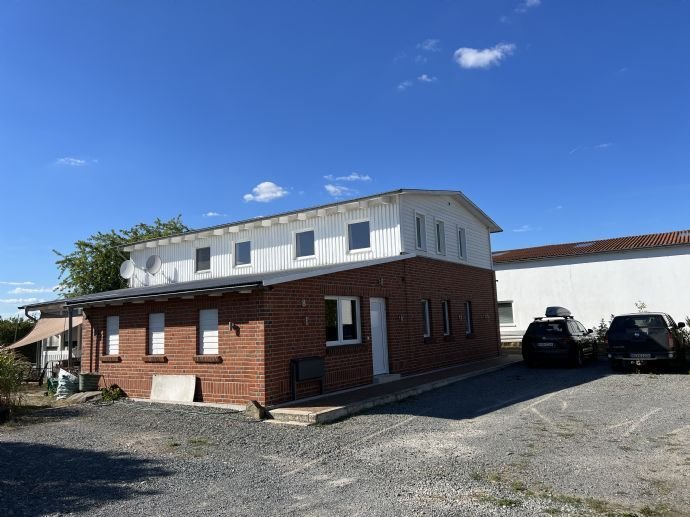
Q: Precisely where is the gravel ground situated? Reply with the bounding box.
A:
[1,359,688,517]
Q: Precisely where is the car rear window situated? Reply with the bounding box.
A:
[527,321,566,336]
[609,315,667,333]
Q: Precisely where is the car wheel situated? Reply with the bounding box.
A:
[572,347,584,368]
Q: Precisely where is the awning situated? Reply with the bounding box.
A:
[4,316,83,350]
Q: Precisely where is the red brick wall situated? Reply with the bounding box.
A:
[81,256,500,406]
[82,293,267,405]
[263,256,500,404]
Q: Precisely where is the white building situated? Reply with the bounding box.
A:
[493,230,690,342]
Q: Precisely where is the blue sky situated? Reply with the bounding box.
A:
[1,1,689,317]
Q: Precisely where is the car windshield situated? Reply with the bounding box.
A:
[528,321,566,336]
[610,315,666,333]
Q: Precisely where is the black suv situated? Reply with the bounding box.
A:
[522,307,596,367]
[607,312,686,370]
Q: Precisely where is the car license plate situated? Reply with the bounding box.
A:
[537,342,554,348]
[630,353,651,358]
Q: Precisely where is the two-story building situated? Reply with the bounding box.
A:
[23,189,503,406]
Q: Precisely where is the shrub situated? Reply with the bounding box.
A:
[100,384,123,402]
[0,350,30,413]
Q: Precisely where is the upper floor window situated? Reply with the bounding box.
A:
[195,247,211,272]
[498,302,514,326]
[148,313,165,355]
[106,315,120,355]
[325,296,361,345]
[421,299,431,338]
[415,213,427,250]
[295,229,315,258]
[235,241,251,266]
[458,227,467,260]
[435,220,446,255]
[442,300,451,336]
[348,221,370,251]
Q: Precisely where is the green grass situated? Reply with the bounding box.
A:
[470,471,482,481]
[188,437,209,446]
[639,503,673,516]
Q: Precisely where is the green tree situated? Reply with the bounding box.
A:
[0,317,35,346]
[54,216,190,297]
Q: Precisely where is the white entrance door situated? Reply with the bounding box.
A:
[370,298,389,375]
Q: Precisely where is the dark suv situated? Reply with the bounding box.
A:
[522,308,596,367]
[606,312,686,370]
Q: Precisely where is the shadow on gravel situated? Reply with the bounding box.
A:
[0,442,172,516]
[366,359,613,421]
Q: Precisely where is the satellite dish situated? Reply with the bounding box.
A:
[119,260,135,280]
[146,255,162,275]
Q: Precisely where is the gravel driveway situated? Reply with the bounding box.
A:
[1,359,688,516]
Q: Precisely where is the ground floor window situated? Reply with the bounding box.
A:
[148,313,165,354]
[106,316,119,355]
[498,301,514,326]
[441,300,451,336]
[199,309,219,355]
[421,299,431,338]
[325,296,361,345]
[464,301,474,336]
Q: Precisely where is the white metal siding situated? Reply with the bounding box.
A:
[399,194,493,270]
[129,201,402,287]
[106,316,119,355]
[199,309,218,355]
[148,313,165,355]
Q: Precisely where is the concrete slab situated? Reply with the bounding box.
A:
[269,355,522,425]
[62,391,102,404]
[150,375,196,403]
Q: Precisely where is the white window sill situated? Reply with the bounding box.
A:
[294,255,316,261]
[234,264,251,268]
[347,248,371,255]
[195,269,211,275]
[326,340,362,347]
[500,323,517,328]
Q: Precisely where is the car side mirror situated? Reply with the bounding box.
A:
[587,329,593,334]
[678,322,686,329]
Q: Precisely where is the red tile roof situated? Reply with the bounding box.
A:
[493,229,690,264]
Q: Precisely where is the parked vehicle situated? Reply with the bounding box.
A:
[606,312,686,370]
[522,307,596,367]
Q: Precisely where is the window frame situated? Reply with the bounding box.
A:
[346,220,371,253]
[421,299,431,338]
[325,296,362,346]
[497,301,515,327]
[415,212,427,251]
[294,228,316,260]
[234,240,252,267]
[441,300,451,336]
[457,226,467,260]
[105,315,120,356]
[435,219,446,255]
[464,301,474,336]
[148,312,165,355]
[195,246,211,273]
[198,308,219,355]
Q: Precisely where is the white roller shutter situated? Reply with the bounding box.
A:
[199,309,219,355]
[106,316,119,355]
[149,313,165,355]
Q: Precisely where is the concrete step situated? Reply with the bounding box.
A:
[373,373,401,384]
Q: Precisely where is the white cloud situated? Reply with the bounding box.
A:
[55,157,97,167]
[515,0,541,13]
[454,43,516,69]
[202,211,227,217]
[323,174,334,181]
[417,74,437,83]
[417,39,441,52]
[243,181,289,203]
[397,80,413,92]
[324,184,357,197]
[8,287,55,294]
[0,281,34,286]
[513,224,539,233]
[594,142,615,149]
[337,172,371,182]
[0,297,44,305]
